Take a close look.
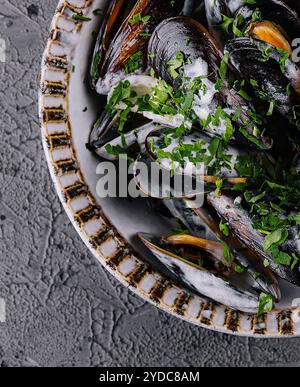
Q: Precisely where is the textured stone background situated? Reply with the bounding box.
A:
[0,0,300,368]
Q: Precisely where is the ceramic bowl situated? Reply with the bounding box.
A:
[39,0,300,337]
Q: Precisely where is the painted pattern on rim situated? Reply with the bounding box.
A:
[39,0,300,337]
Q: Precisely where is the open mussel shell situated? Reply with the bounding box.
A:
[88,111,120,152]
[148,17,273,150]
[139,233,260,313]
[235,0,300,43]
[164,198,281,301]
[149,16,222,90]
[207,192,300,287]
[190,204,281,301]
[89,0,137,89]
[225,37,300,121]
[245,21,292,54]
[96,0,186,94]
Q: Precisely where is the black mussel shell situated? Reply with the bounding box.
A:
[88,111,150,156]
[133,154,206,199]
[148,17,273,149]
[225,37,300,123]
[89,0,137,89]
[139,232,260,313]
[93,123,157,161]
[96,0,186,94]
[235,0,300,42]
[208,192,300,287]
[283,0,300,15]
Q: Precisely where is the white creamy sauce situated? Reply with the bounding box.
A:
[184,57,209,79]
[234,196,242,207]
[183,57,217,116]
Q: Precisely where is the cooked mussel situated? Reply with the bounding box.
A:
[204,0,245,46]
[205,0,300,51]
[89,0,137,89]
[131,127,249,200]
[207,192,300,287]
[133,154,206,199]
[139,232,260,313]
[104,74,192,130]
[148,17,273,149]
[149,17,222,89]
[163,198,281,301]
[96,0,186,94]
[89,111,120,152]
[145,127,248,185]
[225,37,300,126]
[283,0,300,15]
[86,1,300,315]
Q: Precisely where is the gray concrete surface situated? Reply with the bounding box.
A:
[0,0,300,368]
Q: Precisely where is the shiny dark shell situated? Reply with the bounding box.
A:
[283,0,300,15]
[148,16,222,89]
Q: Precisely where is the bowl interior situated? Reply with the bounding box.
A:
[68,0,300,311]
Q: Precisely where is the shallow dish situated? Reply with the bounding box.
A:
[39,0,300,337]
